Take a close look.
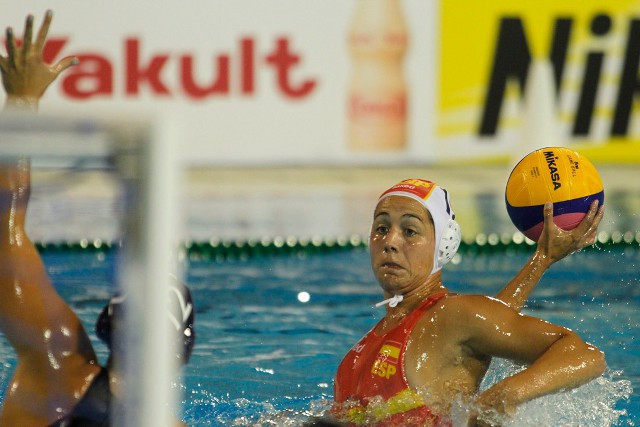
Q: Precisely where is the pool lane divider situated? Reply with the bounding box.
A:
[34,230,640,260]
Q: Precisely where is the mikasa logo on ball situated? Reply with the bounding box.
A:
[543,151,562,190]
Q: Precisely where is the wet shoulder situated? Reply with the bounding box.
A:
[437,294,510,322]
[409,294,502,349]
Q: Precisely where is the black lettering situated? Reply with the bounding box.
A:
[612,19,640,135]
[549,18,573,93]
[479,18,571,137]
[544,152,562,189]
[573,14,611,136]
[479,18,531,136]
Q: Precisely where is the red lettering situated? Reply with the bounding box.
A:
[62,54,113,99]
[241,38,254,94]
[42,38,68,65]
[349,95,406,119]
[125,38,170,96]
[14,35,317,100]
[180,55,229,99]
[265,37,316,99]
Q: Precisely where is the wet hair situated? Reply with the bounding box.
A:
[95,277,195,364]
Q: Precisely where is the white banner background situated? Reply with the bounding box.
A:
[1,1,438,166]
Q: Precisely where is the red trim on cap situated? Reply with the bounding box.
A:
[379,179,437,202]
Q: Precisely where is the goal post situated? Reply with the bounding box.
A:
[0,110,184,427]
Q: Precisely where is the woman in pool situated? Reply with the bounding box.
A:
[334,179,605,426]
[0,11,194,426]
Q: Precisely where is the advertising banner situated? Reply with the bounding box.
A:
[440,0,640,163]
[1,1,432,165]
[2,1,639,165]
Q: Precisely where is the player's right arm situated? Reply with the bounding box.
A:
[496,200,603,311]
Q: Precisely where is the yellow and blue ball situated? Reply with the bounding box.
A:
[505,147,604,242]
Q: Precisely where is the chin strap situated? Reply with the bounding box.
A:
[375,294,404,308]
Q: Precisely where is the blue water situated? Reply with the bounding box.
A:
[0,246,637,426]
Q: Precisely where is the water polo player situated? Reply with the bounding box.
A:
[95,277,196,364]
[0,11,193,426]
[333,178,605,426]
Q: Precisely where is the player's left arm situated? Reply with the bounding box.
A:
[458,296,606,419]
[496,200,604,311]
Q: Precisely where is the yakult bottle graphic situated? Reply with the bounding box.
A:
[347,0,409,151]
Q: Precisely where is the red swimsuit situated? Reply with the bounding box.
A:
[334,293,451,426]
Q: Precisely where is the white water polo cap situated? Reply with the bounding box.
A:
[378,179,461,274]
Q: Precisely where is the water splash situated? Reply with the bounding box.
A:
[473,359,634,427]
[182,386,333,427]
[506,375,633,427]
[182,362,633,427]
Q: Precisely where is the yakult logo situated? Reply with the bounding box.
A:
[35,36,317,100]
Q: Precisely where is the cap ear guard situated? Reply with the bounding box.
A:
[95,279,195,364]
[437,218,461,268]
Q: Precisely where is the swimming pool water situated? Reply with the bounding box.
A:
[0,246,637,426]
